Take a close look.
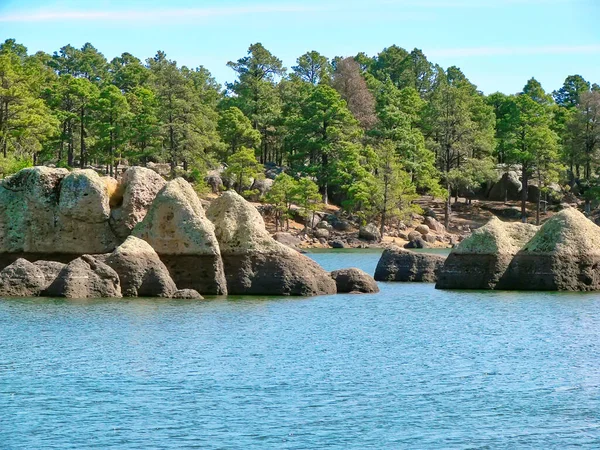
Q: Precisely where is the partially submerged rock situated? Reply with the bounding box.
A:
[375,247,445,282]
[505,208,600,290]
[206,191,337,296]
[0,258,46,297]
[133,178,227,295]
[46,255,122,298]
[331,268,379,293]
[173,289,204,299]
[436,217,538,290]
[105,236,177,297]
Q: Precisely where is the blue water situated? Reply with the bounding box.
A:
[2,250,600,449]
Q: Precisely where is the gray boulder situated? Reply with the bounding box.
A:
[133,178,227,295]
[105,236,177,297]
[504,208,600,291]
[331,268,379,294]
[404,238,428,249]
[375,247,445,282]
[0,258,46,297]
[488,171,522,201]
[206,191,337,296]
[173,289,204,299]
[46,255,122,298]
[359,223,381,242]
[436,217,538,290]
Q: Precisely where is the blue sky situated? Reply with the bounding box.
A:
[0,0,598,94]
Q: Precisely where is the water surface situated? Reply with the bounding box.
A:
[2,250,600,448]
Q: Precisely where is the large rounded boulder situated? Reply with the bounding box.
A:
[331,268,379,293]
[487,171,522,201]
[505,208,600,290]
[0,258,46,297]
[105,236,177,297]
[133,178,227,295]
[206,191,337,296]
[0,167,118,257]
[436,218,538,290]
[46,255,122,298]
[110,167,167,239]
[375,246,446,282]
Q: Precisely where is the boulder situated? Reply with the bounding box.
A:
[436,217,538,290]
[359,223,381,242]
[273,232,301,249]
[408,231,422,241]
[105,236,177,297]
[173,289,204,299]
[332,218,352,231]
[59,169,110,223]
[375,247,446,282]
[424,216,445,234]
[0,258,46,297]
[205,171,223,194]
[404,238,428,249]
[133,178,227,295]
[331,268,379,294]
[110,167,167,239]
[488,171,522,201]
[0,167,118,255]
[504,208,600,290]
[314,228,330,240]
[46,255,122,298]
[330,239,346,249]
[250,178,274,199]
[415,224,430,236]
[33,260,66,291]
[206,191,337,296]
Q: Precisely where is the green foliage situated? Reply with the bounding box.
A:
[0,155,32,177]
[225,147,264,195]
[217,107,261,158]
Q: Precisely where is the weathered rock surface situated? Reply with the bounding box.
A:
[0,167,118,255]
[436,217,538,290]
[106,236,177,297]
[0,258,46,297]
[404,238,428,249]
[46,255,122,298]
[331,268,379,293]
[415,224,430,235]
[33,260,66,291]
[173,289,204,299]
[424,216,445,234]
[273,232,301,249]
[488,171,522,201]
[375,247,445,282]
[110,167,166,239]
[359,223,381,242]
[133,178,227,295]
[206,191,336,296]
[504,208,600,291]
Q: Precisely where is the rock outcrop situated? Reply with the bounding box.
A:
[375,247,445,282]
[359,223,381,242]
[105,236,177,297]
[0,258,46,297]
[109,167,167,239]
[504,208,600,290]
[436,218,538,290]
[331,268,379,293]
[46,255,122,298]
[133,178,227,295]
[488,171,522,201]
[0,167,118,257]
[206,191,337,296]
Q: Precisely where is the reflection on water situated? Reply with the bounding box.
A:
[1,250,600,448]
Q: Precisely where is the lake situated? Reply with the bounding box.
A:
[2,249,600,448]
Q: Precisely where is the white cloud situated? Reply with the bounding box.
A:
[0,4,323,22]
[428,45,600,58]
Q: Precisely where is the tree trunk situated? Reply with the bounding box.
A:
[520,166,528,223]
[80,107,85,168]
[536,186,541,226]
[444,184,450,229]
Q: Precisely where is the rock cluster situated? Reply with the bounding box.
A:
[436,208,600,291]
[0,166,363,298]
[331,268,379,293]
